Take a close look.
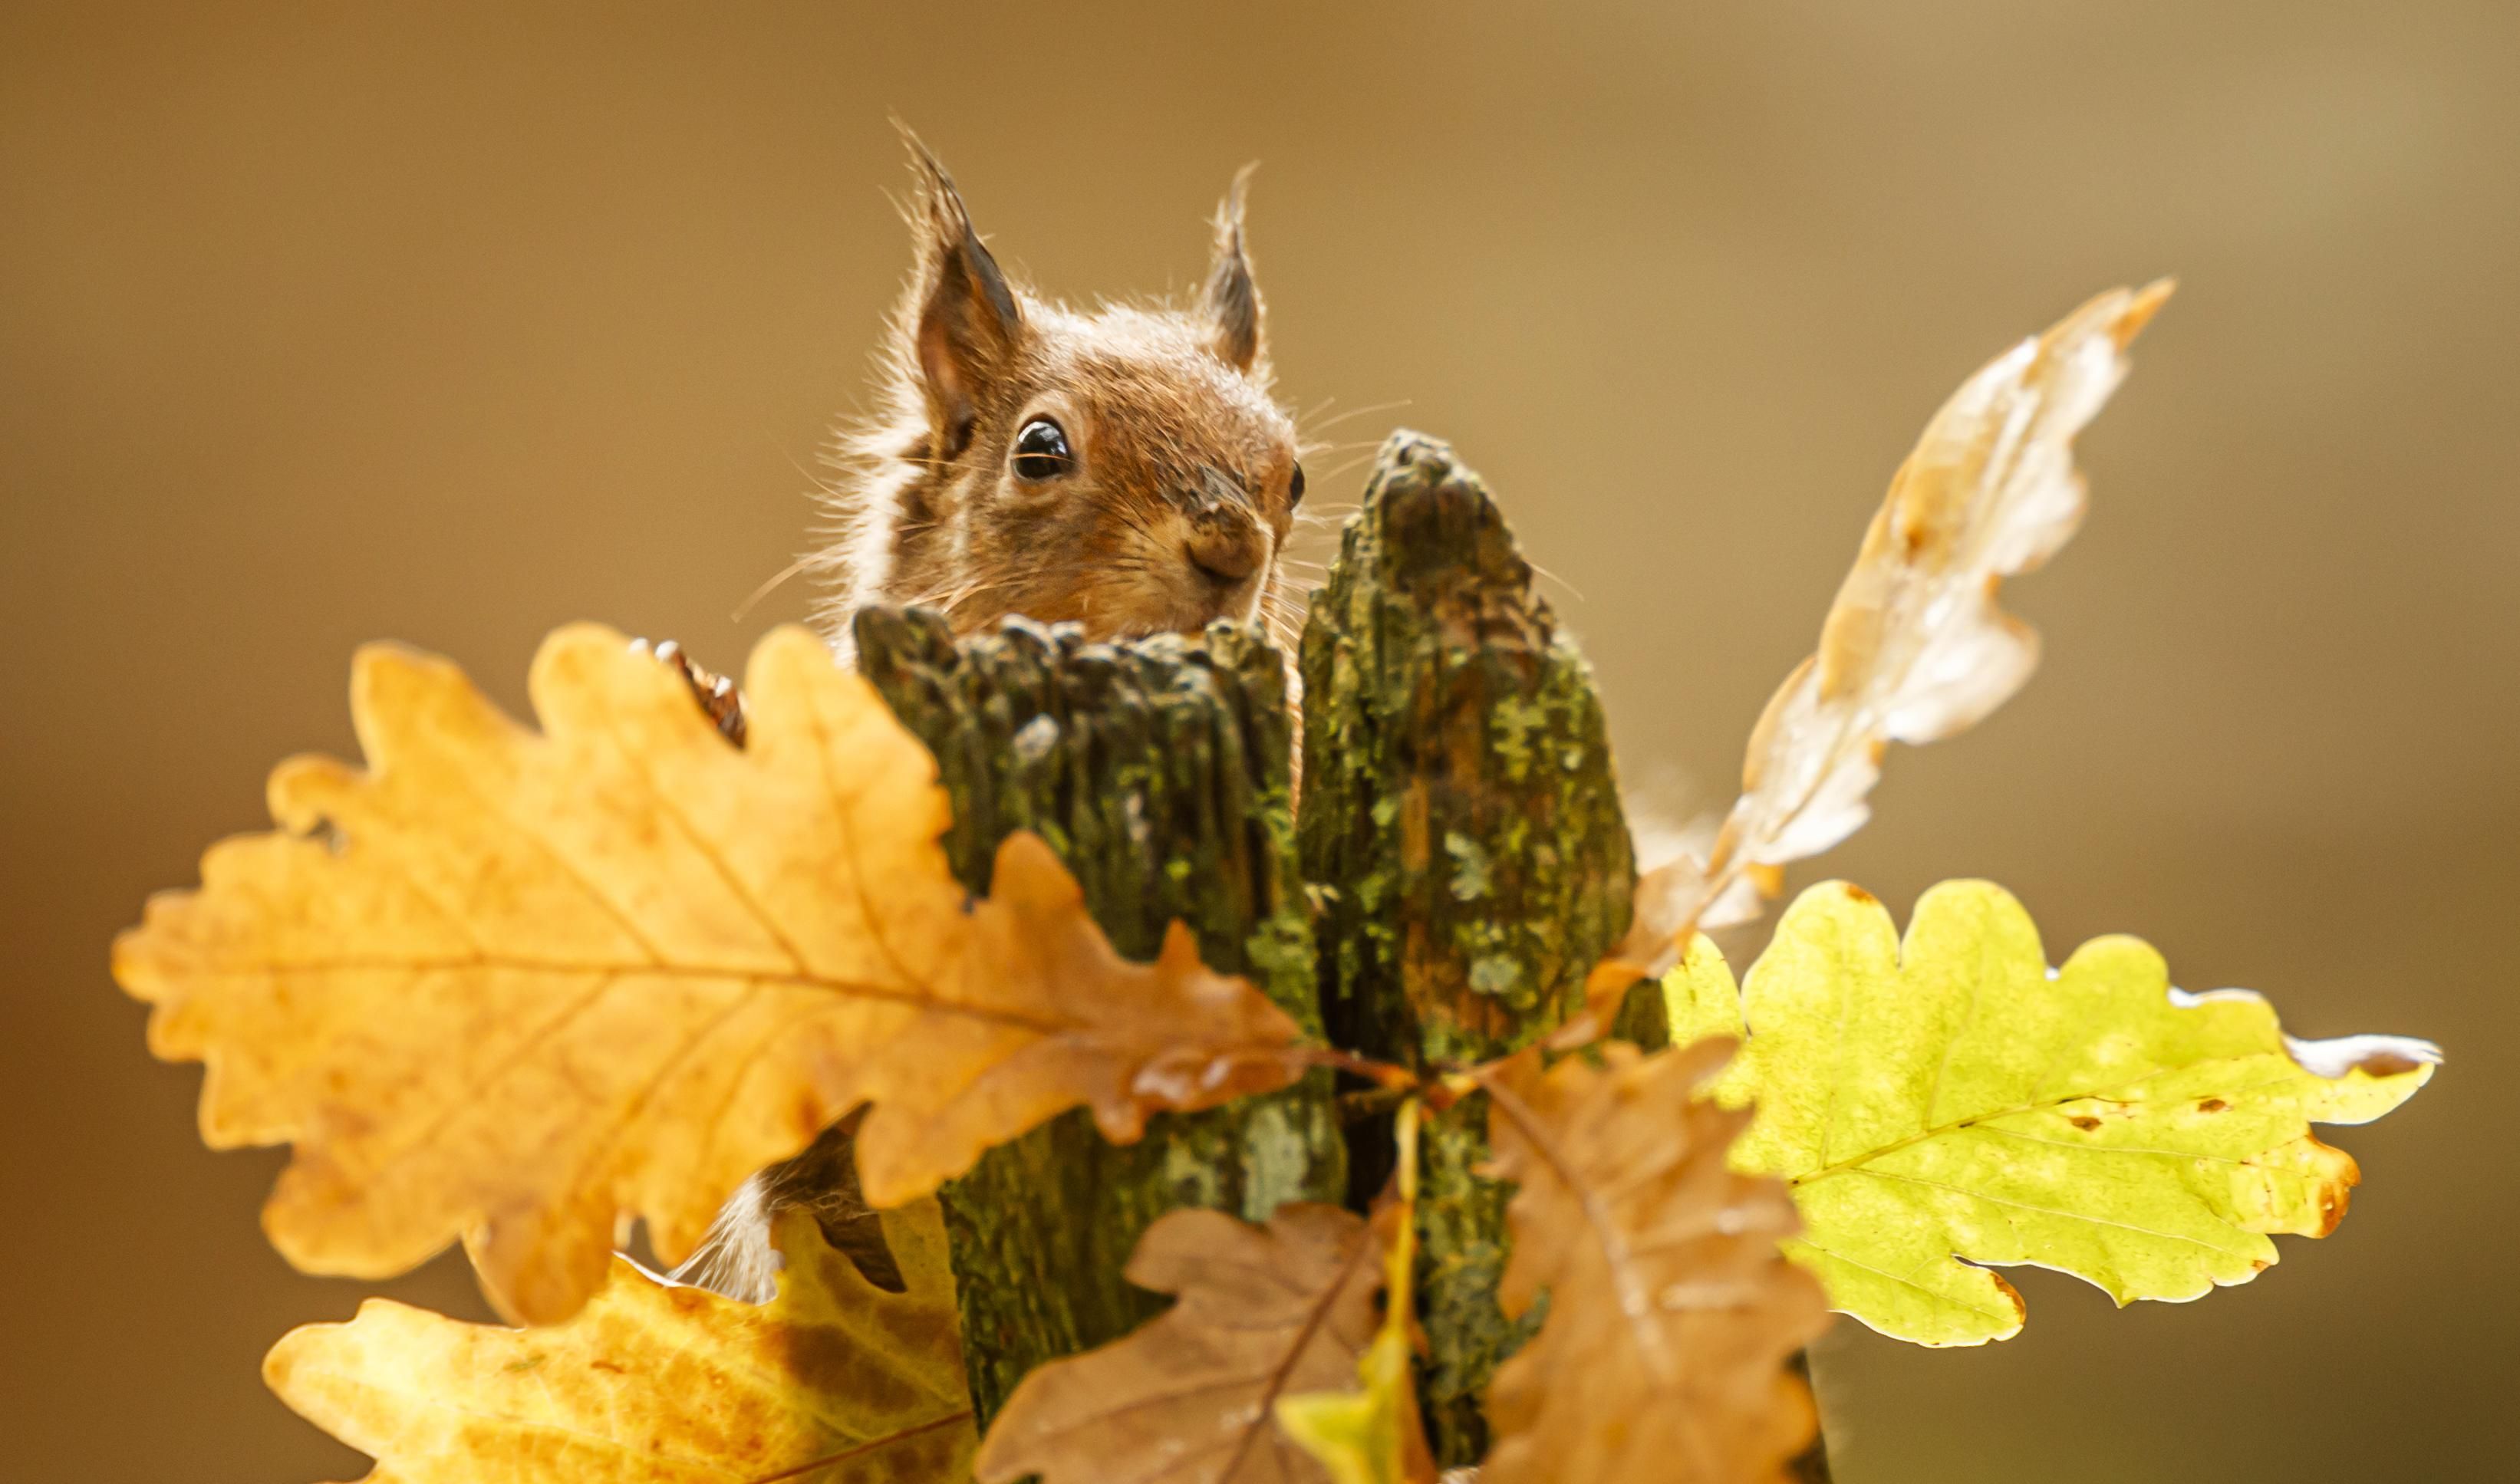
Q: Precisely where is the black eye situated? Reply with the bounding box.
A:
[1288,462,1306,506]
[1011,419,1072,481]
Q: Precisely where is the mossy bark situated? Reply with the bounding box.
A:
[854,608,1346,1428]
[1295,431,1642,1466]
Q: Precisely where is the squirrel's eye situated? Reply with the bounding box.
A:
[1289,462,1306,507]
[1011,419,1073,481]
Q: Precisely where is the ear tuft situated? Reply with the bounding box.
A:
[896,123,1022,459]
[1201,163,1264,373]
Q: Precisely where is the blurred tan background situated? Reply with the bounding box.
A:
[5,3,2514,1479]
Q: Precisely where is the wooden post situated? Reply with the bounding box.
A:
[1296,431,1644,1467]
[853,610,1346,1428]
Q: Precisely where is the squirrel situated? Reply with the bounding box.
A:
[810,132,1309,662]
[666,133,1314,1301]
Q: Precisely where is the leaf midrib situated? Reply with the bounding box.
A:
[1780,1058,2298,1188]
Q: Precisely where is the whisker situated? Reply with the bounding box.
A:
[730,555,815,622]
[1523,557,1584,604]
[1300,398,1412,436]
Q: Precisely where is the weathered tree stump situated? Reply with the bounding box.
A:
[853,609,1346,1427]
[853,430,1830,1478]
[1296,430,1646,1466]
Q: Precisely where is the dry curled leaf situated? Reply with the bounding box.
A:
[975,1203,1384,1484]
[114,623,1305,1323]
[1626,282,2173,977]
[267,1200,976,1483]
[1481,1039,1830,1484]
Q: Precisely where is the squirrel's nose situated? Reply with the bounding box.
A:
[1184,508,1266,585]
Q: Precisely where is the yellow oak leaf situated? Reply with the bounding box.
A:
[975,1203,1385,1484]
[1481,1039,1830,1484]
[1708,879,2437,1344]
[1273,1321,1428,1484]
[266,1199,976,1483]
[1626,282,2173,976]
[1659,933,1745,1050]
[114,623,1306,1323]
[1277,1101,1438,1484]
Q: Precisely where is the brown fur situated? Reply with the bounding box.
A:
[809,133,1305,657]
[675,1117,898,1303]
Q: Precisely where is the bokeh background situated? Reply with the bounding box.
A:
[5,4,2515,1479]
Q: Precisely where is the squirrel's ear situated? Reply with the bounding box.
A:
[1201,164,1264,373]
[901,130,1020,458]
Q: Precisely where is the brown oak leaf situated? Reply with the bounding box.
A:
[974,1203,1385,1484]
[1480,1039,1830,1484]
[266,1200,976,1483]
[114,623,1305,1323]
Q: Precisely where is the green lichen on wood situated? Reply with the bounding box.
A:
[1296,430,1639,1466]
[854,607,1345,1428]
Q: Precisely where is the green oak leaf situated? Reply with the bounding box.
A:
[1667,879,2436,1345]
[1662,932,1746,1048]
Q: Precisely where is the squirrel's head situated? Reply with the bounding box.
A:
[817,135,1306,653]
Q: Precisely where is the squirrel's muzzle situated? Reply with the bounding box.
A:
[1182,502,1267,586]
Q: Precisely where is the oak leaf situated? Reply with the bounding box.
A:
[974,1203,1384,1484]
[1659,933,1747,1050]
[1273,1319,1431,1484]
[1703,878,2437,1344]
[266,1199,976,1483]
[1627,282,2174,973]
[1480,1038,1830,1484]
[1277,1104,1438,1484]
[114,623,1306,1323]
